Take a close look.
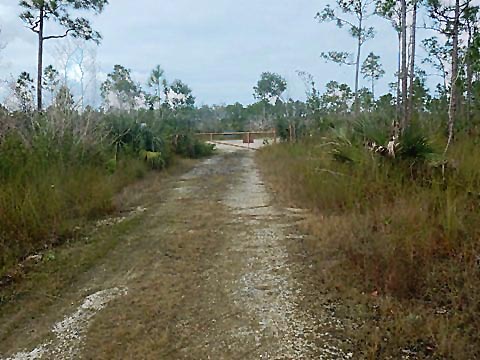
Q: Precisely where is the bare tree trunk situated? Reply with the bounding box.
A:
[75,44,85,112]
[408,0,418,123]
[400,0,408,133]
[466,59,473,124]
[371,76,375,99]
[466,25,474,124]
[446,0,460,153]
[86,46,98,108]
[284,100,293,141]
[441,63,447,94]
[394,31,401,138]
[354,14,363,117]
[263,101,267,130]
[157,83,162,110]
[37,6,45,112]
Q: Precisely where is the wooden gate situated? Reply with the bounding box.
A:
[195,130,277,150]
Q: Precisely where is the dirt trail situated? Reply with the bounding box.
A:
[1,148,351,359]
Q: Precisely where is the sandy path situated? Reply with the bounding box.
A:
[223,155,349,358]
[1,149,350,359]
[188,153,351,359]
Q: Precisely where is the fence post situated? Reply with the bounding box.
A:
[273,129,277,144]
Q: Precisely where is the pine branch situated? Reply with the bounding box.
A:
[43,29,74,41]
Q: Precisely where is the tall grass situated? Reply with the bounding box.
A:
[0,132,147,274]
[258,135,480,358]
[0,111,214,275]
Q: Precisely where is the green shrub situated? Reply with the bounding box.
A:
[106,158,117,174]
[140,150,166,170]
[173,134,215,158]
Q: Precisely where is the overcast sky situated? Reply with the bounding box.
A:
[0,0,444,106]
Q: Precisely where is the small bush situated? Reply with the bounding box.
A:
[173,134,215,158]
[140,150,166,170]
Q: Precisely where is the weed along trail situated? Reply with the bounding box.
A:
[1,147,349,359]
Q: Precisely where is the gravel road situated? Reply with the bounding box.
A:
[1,147,351,359]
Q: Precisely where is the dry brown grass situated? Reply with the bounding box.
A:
[257,141,480,359]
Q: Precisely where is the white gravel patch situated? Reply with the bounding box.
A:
[224,154,351,359]
[3,287,127,360]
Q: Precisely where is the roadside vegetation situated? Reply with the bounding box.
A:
[256,2,480,358]
[0,106,214,277]
[258,130,480,358]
